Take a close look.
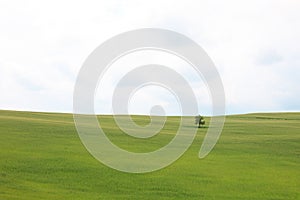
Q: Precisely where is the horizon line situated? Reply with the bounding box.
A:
[1,108,299,117]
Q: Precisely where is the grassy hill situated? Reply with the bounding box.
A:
[0,110,299,199]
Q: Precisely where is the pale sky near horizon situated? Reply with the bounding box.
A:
[0,0,299,115]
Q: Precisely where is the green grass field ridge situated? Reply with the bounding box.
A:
[0,110,299,199]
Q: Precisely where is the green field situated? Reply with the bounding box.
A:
[0,110,299,199]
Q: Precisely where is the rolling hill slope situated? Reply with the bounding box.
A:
[0,110,299,199]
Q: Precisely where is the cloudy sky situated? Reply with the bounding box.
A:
[0,0,299,115]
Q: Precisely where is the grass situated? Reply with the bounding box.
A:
[0,110,299,199]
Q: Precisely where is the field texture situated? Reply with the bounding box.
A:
[0,110,299,199]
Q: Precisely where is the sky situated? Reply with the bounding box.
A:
[0,0,299,115]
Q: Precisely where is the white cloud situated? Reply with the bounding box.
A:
[0,0,299,115]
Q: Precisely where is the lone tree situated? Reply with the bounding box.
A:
[195,115,205,128]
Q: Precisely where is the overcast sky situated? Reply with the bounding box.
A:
[0,0,299,115]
